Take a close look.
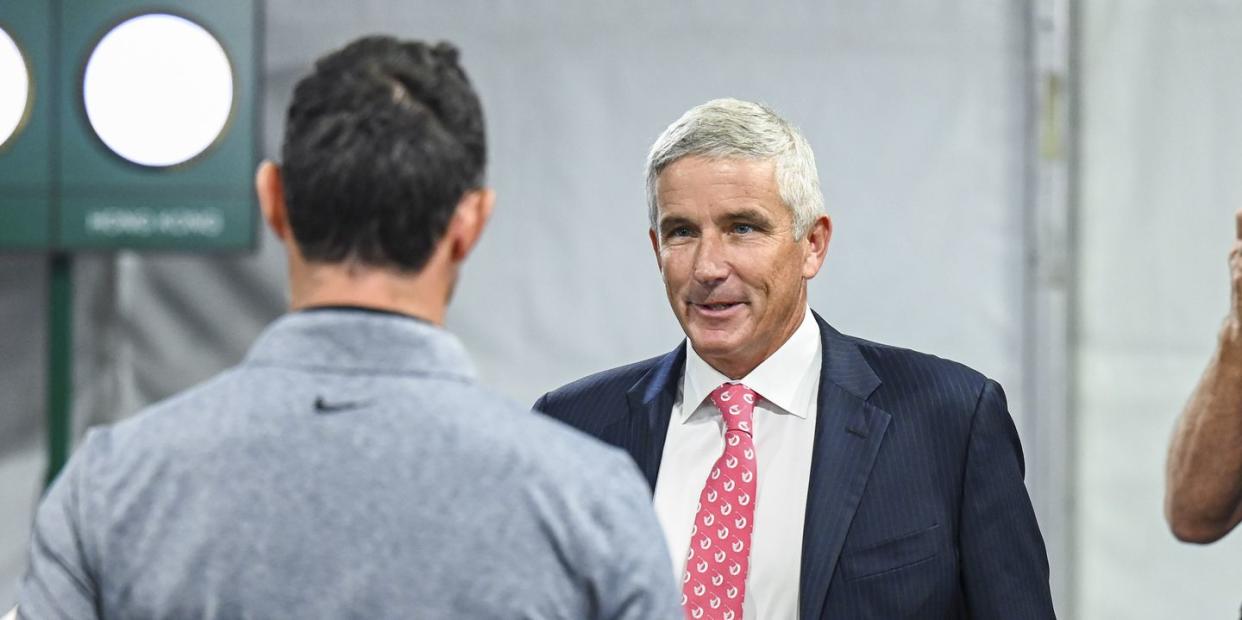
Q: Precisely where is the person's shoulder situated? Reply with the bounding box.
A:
[826,328,1009,452]
[460,388,679,615]
[828,327,998,423]
[58,366,249,498]
[534,352,670,414]
[844,332,989,389]
[436,381,618,456]
[99,366,244,445]
[454,383,645,489]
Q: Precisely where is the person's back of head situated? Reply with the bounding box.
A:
[259,36,495,322]
[283,36,484,271]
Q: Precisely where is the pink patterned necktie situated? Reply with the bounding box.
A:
[681,383,758,620]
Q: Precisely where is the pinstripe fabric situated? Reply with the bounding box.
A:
[535,312,1055,619]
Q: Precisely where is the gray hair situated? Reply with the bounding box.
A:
[645,98,825,238]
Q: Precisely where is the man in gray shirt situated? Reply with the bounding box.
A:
[16,36,680,619]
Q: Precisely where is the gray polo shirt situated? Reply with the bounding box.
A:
[18,310,681,619]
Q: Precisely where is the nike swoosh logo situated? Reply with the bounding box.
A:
[313,396,368,414]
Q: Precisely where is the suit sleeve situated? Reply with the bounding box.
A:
[532,393,550,413]
[959,380,1056,618]
[18,430,106,620]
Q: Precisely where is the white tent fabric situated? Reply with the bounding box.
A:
[1077,1,1242,618]
[0,1,1034,610]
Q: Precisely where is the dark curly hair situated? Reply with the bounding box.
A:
[280,36,486,272]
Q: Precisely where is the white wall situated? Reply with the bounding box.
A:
[1077,1,1242,618]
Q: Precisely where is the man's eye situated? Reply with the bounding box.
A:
[733,224,755,234]
[669,226,692,238]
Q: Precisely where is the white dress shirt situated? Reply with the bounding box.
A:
[654,307,822,620]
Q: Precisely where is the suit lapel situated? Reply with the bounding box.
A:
[607,320,887,618]
[616,343,686,490]
[800,314,891,620]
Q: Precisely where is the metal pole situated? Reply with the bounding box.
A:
[45,251,72,486]
[1024,0,1078,616]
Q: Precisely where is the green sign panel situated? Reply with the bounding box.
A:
[0,1,53,248]
[0,0,259,251]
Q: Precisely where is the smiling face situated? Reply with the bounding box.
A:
[650,156,831,379]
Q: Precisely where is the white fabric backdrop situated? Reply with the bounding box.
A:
[1078,1,1242,618]
[0,1,1032,609]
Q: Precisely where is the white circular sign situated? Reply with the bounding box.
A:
[83,13,233,167]
[0,27,30,149]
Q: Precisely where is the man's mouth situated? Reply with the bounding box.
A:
[690,301,746,316]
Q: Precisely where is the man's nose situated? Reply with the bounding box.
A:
[692,233,730,284]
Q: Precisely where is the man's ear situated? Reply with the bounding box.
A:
[801,214,832,279]
[446,188,496,263]
[256,161,291,242]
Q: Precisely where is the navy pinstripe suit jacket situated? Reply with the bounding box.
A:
[535,312,1055,619]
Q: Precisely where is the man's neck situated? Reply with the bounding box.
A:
[289,261,450,325]
[700,304,810,380]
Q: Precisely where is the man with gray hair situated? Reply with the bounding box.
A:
[536,98,1056,619]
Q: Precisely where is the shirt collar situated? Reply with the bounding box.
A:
[244,309,476,381]
[681,306,822,422]
[299,304,434,325]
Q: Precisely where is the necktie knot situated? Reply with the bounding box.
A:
[708,383,758,434]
